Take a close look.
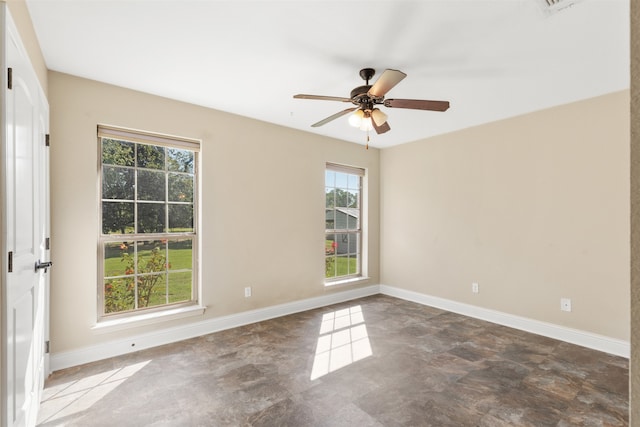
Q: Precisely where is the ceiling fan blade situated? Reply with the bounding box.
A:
[311,107,357,127]
[384,99,450,112]
[372,119,391,135]
[368,69,407,98]
[294,94,352,102]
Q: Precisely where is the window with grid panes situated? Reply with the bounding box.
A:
[325,163,364,282]
[98,126,199,319]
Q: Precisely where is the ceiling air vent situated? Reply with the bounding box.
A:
[535,0,583,16]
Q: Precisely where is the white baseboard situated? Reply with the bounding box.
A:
[50,285,380,372]
[51,283,629,371]
[379,284,630,358]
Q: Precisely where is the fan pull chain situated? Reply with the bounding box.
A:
[366,131,370,150]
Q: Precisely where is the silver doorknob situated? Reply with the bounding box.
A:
[35,260,53,273]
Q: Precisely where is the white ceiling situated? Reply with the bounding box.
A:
[25,0,629,148]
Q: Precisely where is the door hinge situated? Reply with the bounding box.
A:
[45,341,50,354]
[7,67,12,90]
[46,237,50,250]
[45,134,50,147]
[8,251,13,273]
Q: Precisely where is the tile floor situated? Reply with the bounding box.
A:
[37,295,628,426]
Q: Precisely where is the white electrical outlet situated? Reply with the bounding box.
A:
[244,287,252,298]
[560,298,572,312]
[472,282,479,294]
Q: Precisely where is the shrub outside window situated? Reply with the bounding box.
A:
[325,163,364,282]
[98,126,199,319]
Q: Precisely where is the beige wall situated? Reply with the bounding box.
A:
[48,71,380,353]
[381,91,630,341]
[5,0,47,93]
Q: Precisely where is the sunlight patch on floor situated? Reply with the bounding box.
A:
[310,305,372,380]
[37,360,151,425]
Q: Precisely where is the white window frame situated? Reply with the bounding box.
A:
[97,125,201,322]
[325,162,366,285]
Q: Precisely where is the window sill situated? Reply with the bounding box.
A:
[92,305,206,334]
[325,276,370,288]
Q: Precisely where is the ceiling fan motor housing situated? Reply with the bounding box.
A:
[350,85,373,103]
[351,68,380,109]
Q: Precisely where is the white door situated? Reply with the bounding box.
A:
[2,6,50,427]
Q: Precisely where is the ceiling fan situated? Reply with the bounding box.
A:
[293,68,450,137]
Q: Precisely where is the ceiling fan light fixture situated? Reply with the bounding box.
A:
[359,114,373,132]
[371,108,387,126]
[350,109,374,131]
[348,109,365,128]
